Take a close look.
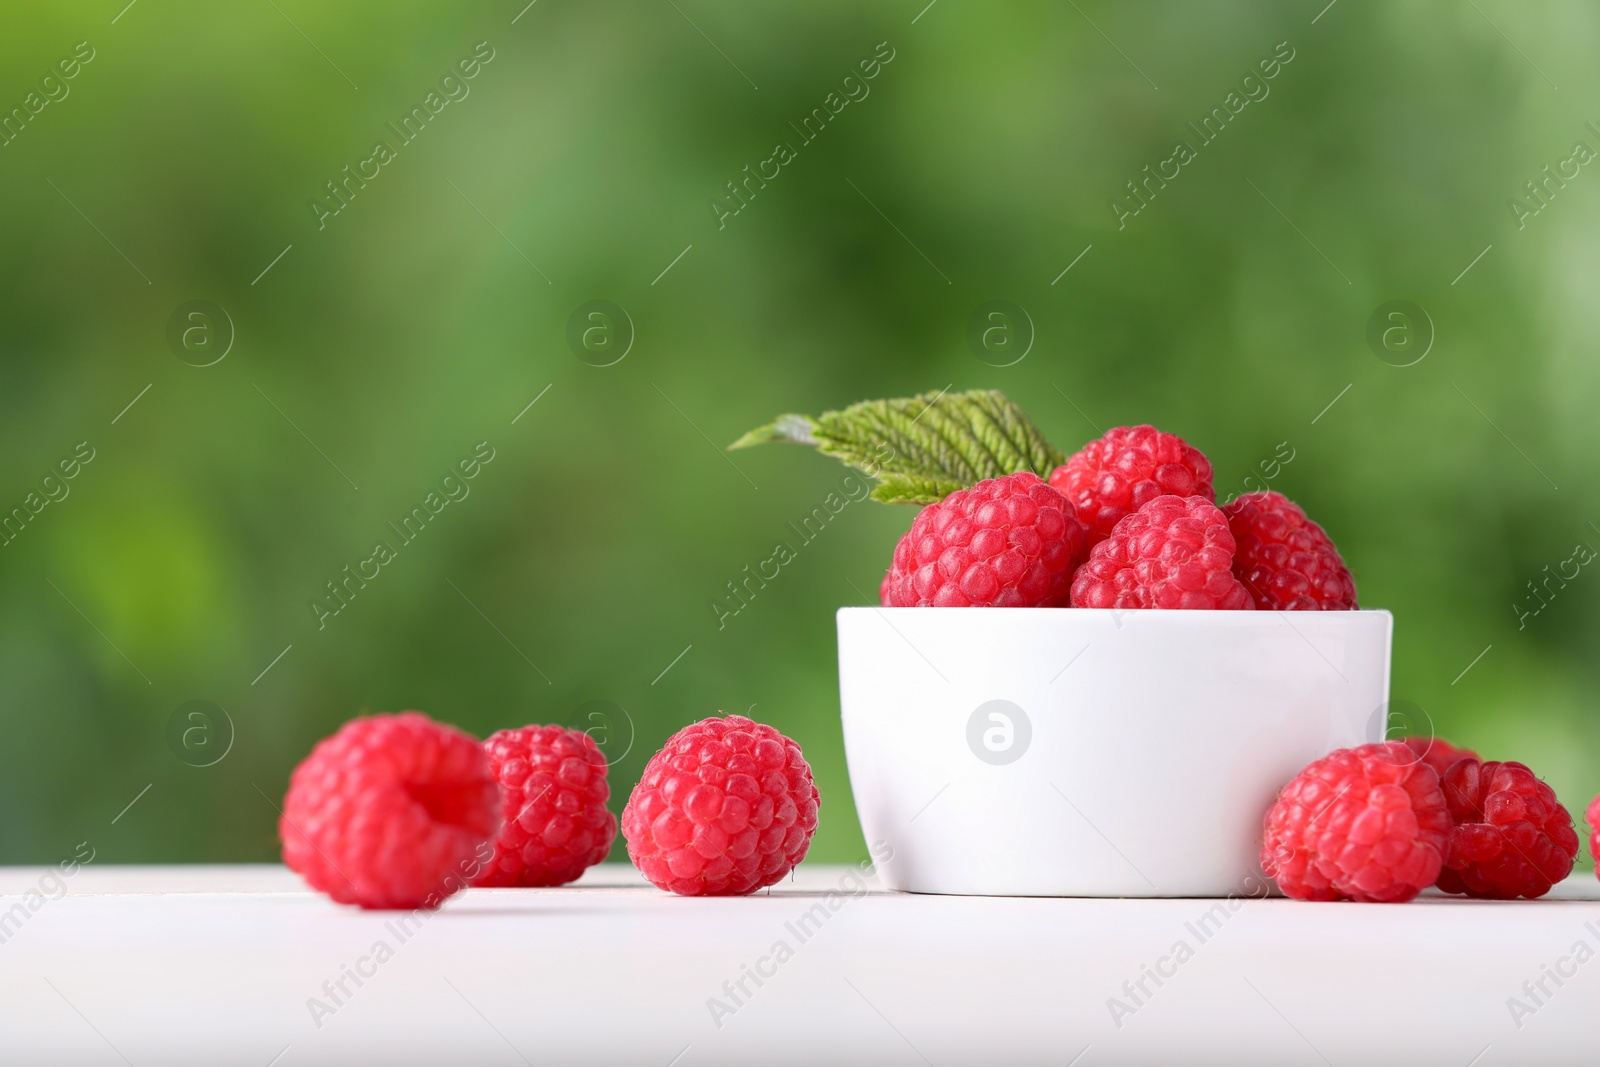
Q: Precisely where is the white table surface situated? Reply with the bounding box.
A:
[1,864,1596,1066]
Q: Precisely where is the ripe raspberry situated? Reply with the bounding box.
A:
[1435,759,1578,899]
[281,712,500,910]
[882,471,1086,607]
[622,714,819,896]
[1048,425,1214,545]
[1223,491,1357,610]
[1401,736,1479,779]
[1588,795,1600,881]
[1261,741,1451,903]
[1068,495,1253,610]
[472,725,617,888]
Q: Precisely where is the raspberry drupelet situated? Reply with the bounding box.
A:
[1401,735,1479,779]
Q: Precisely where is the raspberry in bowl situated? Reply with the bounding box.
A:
[882,471,1086,608]
[738,389,1389,896]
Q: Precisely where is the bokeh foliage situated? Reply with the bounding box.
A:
[0,0,1597,866]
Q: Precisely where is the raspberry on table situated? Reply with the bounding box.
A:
[281,712,500,910]
[1401,736,1479,779]
[1261,741,1452,903]
[1068,494,1253,610]
[472,724,617,888]
[1223,491,1357,610]
[1435,759,1578,899]
[622,714,819,896]
[1588,795,1600,883]
[881,471,1087,607]
[1048,425,1214,545]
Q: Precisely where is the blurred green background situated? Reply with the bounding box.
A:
[1,0,1597,868]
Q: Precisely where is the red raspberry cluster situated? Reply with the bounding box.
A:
[1263,735,1581,902]
[1436,757,1580,899]
[280,712,501,910]
[1049,423,1214,543]
[880,425,1358,612]
[1226,491,1357,610]
[280,709,820,907]
[882,471,1085,607]
[622,714,820,896]
[472,725,617,888]
[1069,494,1253,610]
[1261,741,1450,902]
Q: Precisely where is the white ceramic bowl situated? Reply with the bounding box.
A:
[838,607,1393,897]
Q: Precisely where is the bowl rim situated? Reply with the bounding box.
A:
[837,606,1392,622]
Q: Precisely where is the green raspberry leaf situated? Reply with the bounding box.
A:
[729,389,1067,505]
